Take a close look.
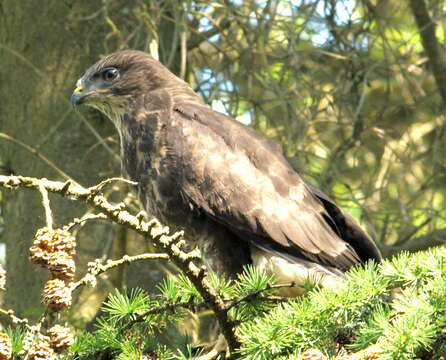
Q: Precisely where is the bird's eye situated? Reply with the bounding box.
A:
[102,68,119,81]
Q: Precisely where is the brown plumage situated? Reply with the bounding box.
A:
[72,50,381,291]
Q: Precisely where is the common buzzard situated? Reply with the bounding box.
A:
[72,50,381,294]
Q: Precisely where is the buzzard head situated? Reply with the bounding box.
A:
[71,50,184,125]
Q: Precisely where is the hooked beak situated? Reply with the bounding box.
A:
[71,84,111,107]
[71,86,85,106]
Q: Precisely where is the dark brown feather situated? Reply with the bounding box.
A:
[75,50,382,278]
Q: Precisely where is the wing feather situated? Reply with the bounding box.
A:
[174,103,380,271]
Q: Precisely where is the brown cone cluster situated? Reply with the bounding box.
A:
[20,326,74,359]
[42,279,72,312]
[28,340,56,360]
[30,228,76,266]
[47,252,76,281]
[0,332,12,360]
[29,228,76,312]
[48,325,74,354]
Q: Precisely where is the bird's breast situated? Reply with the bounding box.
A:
[120,124,195,230]
[119,116,251,277]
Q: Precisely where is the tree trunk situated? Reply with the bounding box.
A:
[0,1,117,317]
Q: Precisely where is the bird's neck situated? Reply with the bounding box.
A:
[113,86,202,182]
[163,85,204,105]
[116,95,169,183]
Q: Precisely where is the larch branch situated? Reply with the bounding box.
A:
[0,175,240,357]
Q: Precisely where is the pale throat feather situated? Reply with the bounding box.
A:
[90,97,133,138]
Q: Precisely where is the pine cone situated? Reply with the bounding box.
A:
[29,245,51,267]
[48,325,74,353]
[33,228,76,255]
[28,341,56,360]
[0,332,12,360]
[42,279,72,312]
[47,252,75,281]
[301,348,327,360]
[0,266,6,290]
[21,331,35,354]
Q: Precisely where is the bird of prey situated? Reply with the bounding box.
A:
[72,50,381,294]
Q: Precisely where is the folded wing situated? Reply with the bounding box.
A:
[174,103,381,271]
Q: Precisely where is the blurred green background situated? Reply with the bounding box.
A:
[0,0,444,336]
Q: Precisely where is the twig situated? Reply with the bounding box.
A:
[224,282,299,311]
[0,175,240,356]
[150,224,241,355]
[187,18,231,50]
[122,286,290,333]
[0,308,31,330]
[64,213,108,231]
[38,184,53,230]
[71,253,169,291]
[0,307,52,360]
[121,300,194,332]
[89,177,137,196]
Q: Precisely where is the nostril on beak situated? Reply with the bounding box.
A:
[71,86,85,106]
[73,86,84,94]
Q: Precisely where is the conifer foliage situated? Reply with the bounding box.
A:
[8,249,446,359]
[1,177,445,360]
[65,248,446,359]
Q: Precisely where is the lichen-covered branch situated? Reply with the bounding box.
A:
[71,253,169,291]
[0,175,240,357]
[0,307,31,329]
[38,184,53,230]
[64,213,108,230]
